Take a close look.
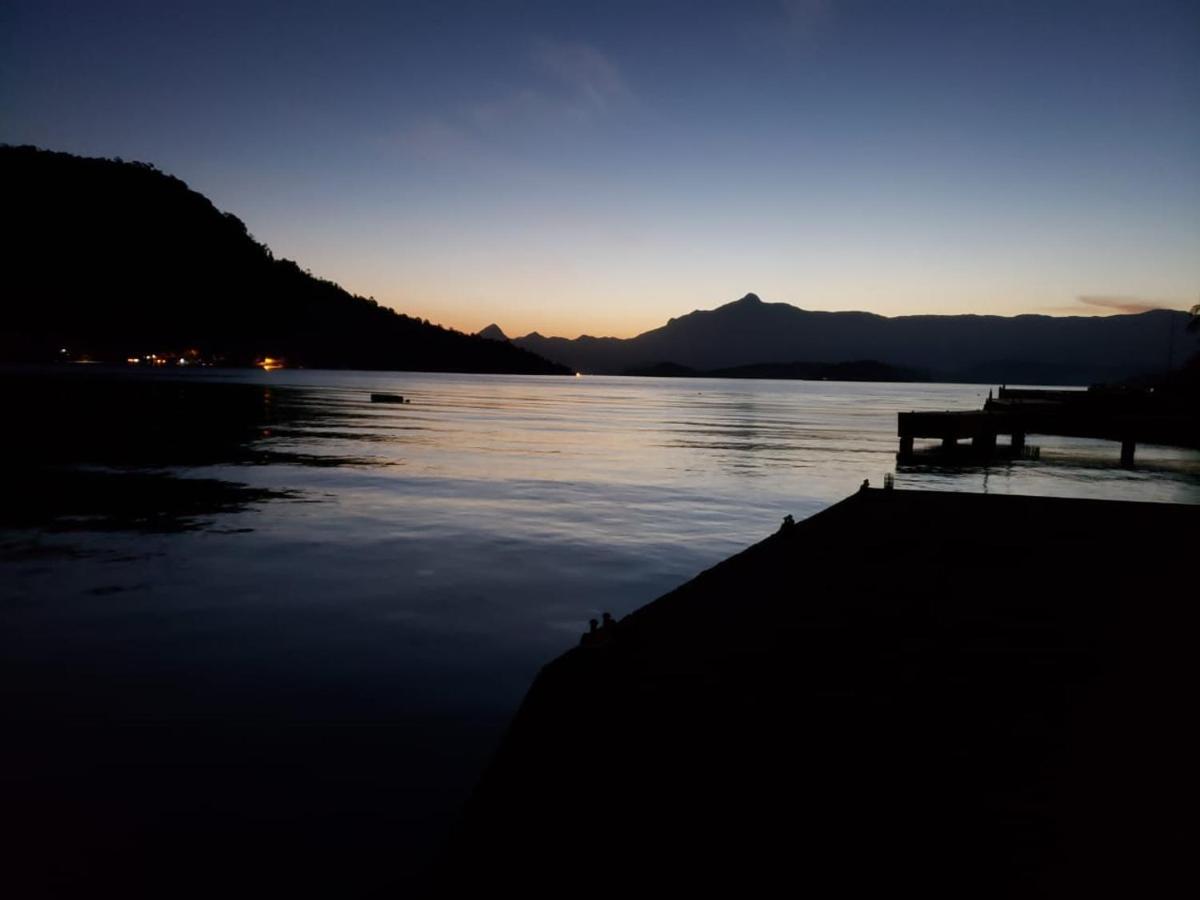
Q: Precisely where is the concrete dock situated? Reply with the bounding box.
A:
[447,488,1198,895]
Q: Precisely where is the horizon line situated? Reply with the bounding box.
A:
[440,296,1196,343]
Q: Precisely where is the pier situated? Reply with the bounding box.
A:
[898,386,1200,465]
[448,488,1200,895]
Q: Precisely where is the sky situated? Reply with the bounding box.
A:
[2,0,1198,338]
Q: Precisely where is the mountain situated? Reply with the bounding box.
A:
[515,293,1196,384]
[476,324,510,341]
[0,145,569,374]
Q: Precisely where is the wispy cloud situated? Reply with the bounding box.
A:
[388,39,630,158]
[742,0,835,49]
[1075,295,1171,314]
[465,88,549,130]
[781,0,834,35]
[388,117,476,160]
[468,39,631,128]
[531,39,629,114]
[1044,295,1180,315]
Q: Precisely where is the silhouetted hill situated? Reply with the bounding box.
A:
[623,359,927,381]
[515,292,1195,384]
[0,145,569,374]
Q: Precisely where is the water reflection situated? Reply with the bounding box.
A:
[0,370,391,537]
[1,367,1198,896]
[5,468,294,534]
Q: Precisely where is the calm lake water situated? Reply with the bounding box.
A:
[3,367,1198,893]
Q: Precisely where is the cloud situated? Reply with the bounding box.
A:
[780,0,834,34]
[531,39,629,114]
[742,0,834,49]
[468,40,630,129]
[466,88,549,130]
[387,39,629,159]
[1039,296,1182,315]
[1075,295,1171,314]
[388,117,475,160]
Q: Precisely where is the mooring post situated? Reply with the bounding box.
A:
[941,436,956,451]
[1120,439,1136,467]
[1011,431,1025,453]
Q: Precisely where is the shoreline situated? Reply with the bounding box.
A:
[0,360,1150,388]
[448,487,1197,893]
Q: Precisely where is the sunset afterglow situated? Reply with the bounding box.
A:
[3,3,1199,895]
[3,0,1196,337]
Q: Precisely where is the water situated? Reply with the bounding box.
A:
[2,367,1197,893]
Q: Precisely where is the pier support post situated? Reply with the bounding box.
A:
[1120,440,1136,467]
[1011,432,1025,453]
[941,436,957,451]
[899,435,914,459]
[972,432,997,454]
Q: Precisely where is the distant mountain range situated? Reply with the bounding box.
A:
[497,293,1195,384]
[1,145,569,374]
[10,145,1189,385]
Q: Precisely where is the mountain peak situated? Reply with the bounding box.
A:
[477,323,509,341]
[735,293,762,304]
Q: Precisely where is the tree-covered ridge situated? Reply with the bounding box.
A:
[0,145,569,374]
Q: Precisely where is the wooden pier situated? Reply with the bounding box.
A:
[898,386,1200,465]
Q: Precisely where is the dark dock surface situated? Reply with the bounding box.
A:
[447,488,1198,895]
[898,386,1200,463]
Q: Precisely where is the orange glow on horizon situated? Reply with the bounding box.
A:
[371,291,1197,342]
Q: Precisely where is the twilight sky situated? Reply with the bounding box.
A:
[3,0,1197,338]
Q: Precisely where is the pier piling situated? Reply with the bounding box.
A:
[897,388,1196,464]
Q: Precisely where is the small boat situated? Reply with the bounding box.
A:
[370,392,408,404]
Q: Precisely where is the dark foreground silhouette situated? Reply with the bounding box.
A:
[447,488,1197,895]
[0,145,569,375]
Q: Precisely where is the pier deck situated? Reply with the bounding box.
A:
[449,488,1199,895]
[898,387,1199,463]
